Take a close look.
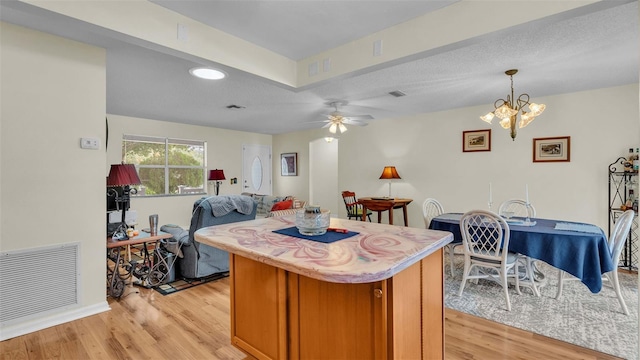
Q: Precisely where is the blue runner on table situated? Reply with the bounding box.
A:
[273,226,359,244]
[429,213,613,293]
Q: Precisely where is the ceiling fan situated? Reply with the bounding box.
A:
[319,101,373,134]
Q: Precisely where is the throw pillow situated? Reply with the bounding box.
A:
[271,199,293,211]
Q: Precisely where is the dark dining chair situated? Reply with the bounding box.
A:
[341,191,372,221]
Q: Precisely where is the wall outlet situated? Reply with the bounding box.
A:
[80,137,100,150]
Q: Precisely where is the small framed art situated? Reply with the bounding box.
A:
[533,136,571,162]
[462,129,491,152]
[281,152,298,176]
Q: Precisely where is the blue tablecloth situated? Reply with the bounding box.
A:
[429,213,613,293]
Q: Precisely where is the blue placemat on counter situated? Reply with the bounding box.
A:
[273,226,359,243]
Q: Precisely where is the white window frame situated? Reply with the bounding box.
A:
[122,134,207,197]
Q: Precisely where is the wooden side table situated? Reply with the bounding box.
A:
[358,197,413,226]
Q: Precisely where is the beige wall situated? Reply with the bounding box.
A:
[1,21,108,332]
[105,115,271,227]
[273,84,639,230]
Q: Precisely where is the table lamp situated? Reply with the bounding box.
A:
[379,166,401,198]
[208,169,226,195]
[107,163,142,239]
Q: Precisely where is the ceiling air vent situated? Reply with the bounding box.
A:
[388,90,406,98]
[226,104,245,109]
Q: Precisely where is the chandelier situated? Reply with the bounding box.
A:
[480,69,546,141]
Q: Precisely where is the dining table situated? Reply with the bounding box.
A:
[429,213,614,293]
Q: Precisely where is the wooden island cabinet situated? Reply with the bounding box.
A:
[195,216,452,360]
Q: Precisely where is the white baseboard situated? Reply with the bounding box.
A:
[0,301,111,341]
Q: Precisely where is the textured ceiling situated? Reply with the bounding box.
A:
[1,1,638,135]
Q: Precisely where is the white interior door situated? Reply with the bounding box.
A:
[310,138,339,214]
[242,144,272,195]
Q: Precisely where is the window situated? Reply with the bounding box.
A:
[122,135,206,196]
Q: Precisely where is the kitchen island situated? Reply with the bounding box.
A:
[195,215,453,360]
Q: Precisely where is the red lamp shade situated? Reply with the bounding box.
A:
[107,163,141,187]
[379,166,401,180]
[208,169,226,181]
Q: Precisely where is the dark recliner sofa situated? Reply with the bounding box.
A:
[177,195,257,279]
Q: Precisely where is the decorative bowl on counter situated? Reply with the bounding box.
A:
[295,206,331,236]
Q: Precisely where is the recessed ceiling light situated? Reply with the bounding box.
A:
[189,67,226,80]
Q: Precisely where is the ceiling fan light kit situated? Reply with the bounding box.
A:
[480,69,546,141]
[328,116,349,134]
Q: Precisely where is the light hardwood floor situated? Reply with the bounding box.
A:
[0,278,622,360]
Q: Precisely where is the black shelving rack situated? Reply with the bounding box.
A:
[608,157,638,271]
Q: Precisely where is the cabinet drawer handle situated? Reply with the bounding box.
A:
[374,288,383,298]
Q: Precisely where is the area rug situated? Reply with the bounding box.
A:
[445,257,638,359]
[154,272,229,295]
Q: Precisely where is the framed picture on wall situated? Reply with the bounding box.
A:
[533,136,571,162]
[281,152,298,176]
[462,129,491,152]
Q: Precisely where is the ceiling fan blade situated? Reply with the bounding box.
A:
[343,119,368,126]
[343,114,374,121]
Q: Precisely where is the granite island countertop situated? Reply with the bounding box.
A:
[194,215,453,284]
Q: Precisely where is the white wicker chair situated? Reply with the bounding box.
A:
[422,198,457,276]
[458,210,522,311]
[498,199,536,219]
[555,210,635,315]
[498,199,540,296]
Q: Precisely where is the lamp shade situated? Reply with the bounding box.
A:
[379,166,401,180]
[107,163,141,187]
[208,169,226,181]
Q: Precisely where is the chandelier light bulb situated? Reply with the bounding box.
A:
[329,123,337,134]
[338,123,348,133]
[480,112,495,123]
[519,111,536,128]
[494,104,517,119]
[528,103,546,117]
